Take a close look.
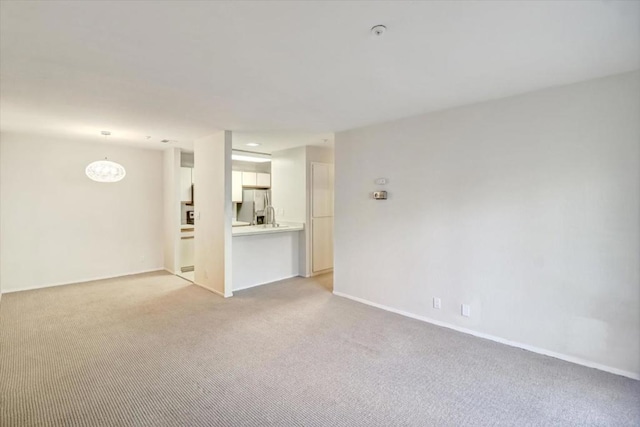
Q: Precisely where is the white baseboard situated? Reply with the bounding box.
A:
[233,274,300,292]
[192,281,232,298]
[332,291,639,381]
[2,268,167,294]
[233,282,269,292]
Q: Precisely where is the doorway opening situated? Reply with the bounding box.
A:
[177,151,195,283]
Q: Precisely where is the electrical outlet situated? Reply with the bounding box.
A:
[461,304,471,317]
[433,297,441,309]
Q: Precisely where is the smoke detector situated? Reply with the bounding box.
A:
[371,25,386,37]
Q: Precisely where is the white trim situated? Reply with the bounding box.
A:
[310,268,333,277]
[332,291,639,381]
[192,281,233,298]
[1,268,166,294]
[233,282,270,292]
[233,274,300,292]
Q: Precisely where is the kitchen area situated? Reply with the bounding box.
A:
[175,142,330,293]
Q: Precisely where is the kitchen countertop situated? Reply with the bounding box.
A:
[183,221,249,229]
[182,222,302,236]
[232,222,304,237]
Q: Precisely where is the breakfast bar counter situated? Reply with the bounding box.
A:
[232,223,304,291]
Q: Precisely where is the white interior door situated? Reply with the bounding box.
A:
[311,162,334,273]
[312,163,334,218]
[312,217,334,272]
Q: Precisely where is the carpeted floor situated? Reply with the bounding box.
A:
[1,271,638,426]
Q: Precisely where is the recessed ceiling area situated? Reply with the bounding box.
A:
[232,131,334,154]
[1,1,638,149]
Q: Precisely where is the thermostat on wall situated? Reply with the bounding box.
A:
[373,191,387,200]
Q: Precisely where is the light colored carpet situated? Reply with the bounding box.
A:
[0,271,638,426]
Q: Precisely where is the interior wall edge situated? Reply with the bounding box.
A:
[192,281,233,298]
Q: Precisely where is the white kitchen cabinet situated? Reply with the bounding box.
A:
[256,172,271,188]
[232,171,243,203]
[180,167,193,202]
[242,172,257,187]
[240,171,271,188]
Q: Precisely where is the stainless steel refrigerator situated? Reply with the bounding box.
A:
[237,189,271,224]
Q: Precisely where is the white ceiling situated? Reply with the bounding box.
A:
[1,1,638,152]
[232,131,334,154]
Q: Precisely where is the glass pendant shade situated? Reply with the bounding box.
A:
[85,159,126,183]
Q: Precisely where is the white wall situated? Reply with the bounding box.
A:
[0,134,164,292]
[232,159,270,173]
[193,131,232,297]
[271,146,307,223]
[306,146,334,166]
[232,232,300,291]
[181,151,194,168]
[271,145,334,277]
[334,71,640,378]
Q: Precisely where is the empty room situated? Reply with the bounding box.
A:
[1,1,638,426]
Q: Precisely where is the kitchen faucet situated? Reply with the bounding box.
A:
[264,205,277,227]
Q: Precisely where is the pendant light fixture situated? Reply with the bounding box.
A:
[85,131,127,182]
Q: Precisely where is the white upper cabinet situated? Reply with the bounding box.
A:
[241,172,270,188]
[256,172,271,188]
[232,171,243,203]
[180,167,193,202]
[241,172,257,187]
